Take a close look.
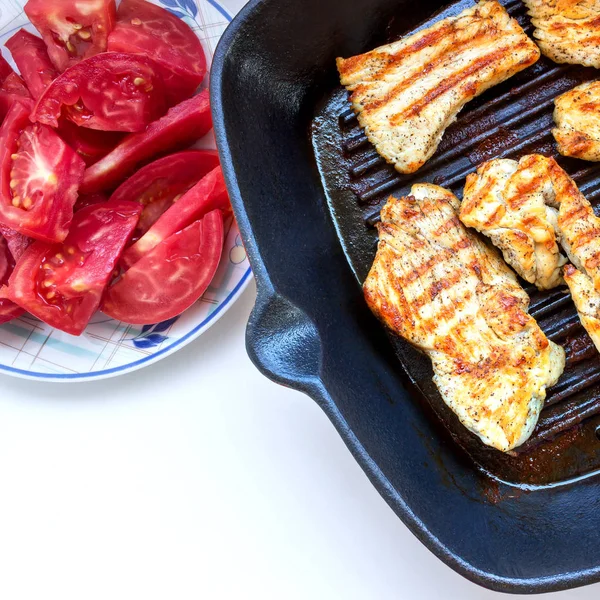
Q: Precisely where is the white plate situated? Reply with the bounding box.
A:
[0,0,252,381]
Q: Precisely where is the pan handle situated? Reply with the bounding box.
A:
[246,283,323,393]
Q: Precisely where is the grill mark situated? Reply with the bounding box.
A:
[357,27,492,115]
[395,41,535,121]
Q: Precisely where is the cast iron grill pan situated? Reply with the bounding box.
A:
[312,0,600,485]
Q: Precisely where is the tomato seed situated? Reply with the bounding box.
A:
[78,30,91,40]
[22,197,32,209]
[42,280,54,288]
[131,18,142,25]
[11,196,20,207]
[10,154,18,160]
[72,23,83,30]
[66,247,76,255]
[46,291,56,300]
[133,77,146,86]
[66,41,76,53]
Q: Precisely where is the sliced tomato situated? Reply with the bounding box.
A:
[74,192,107,212]
[0,225,31,262]
[4,199,141,335]
[108,0,206,106]
[122,166,229,268]
[0,235,24,324]
[57,120,124,167]
[110,150,220,240]
[81,90,212,194]
[31,52,166,133]
[24,0,117,72]
[6,29,58,99]
[0,101,86,243]
[102,209,223,324]
[0,53,31,120]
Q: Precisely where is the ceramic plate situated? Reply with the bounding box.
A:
[0,0,251,381]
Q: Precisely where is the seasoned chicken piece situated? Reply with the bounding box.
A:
[460,154,567,290]
[546,161,600,291]
[553,80,600,161]
[336,0,539,174]
[522,0,600,67]
[364,184,565,452]
[563,264,600,351]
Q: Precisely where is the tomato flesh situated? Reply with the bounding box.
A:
[102,209,223,324]
[4,199,141,335]
[6,29,58,99]
[0,235,23,324]
[24,0,117,72]
[108,0,206,106]
[110,150,220,240]
[57,120,124,167]
[0,101,86,243]
[81,90,212,193]
[32,52,166,133]
[122,166,229,268]
[0,225,31,262]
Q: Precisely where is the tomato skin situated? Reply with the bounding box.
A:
[81,90,212,194]
[24,0,117,72]
[5,199,141,335]
[108,0,206,106]
[110,150,220,239]
[6,29,58,99]
[122,166,229,268]
[0,236,23,324]
[32,52,166,133]
[0,54,31,120]
[56,120,124,167]
[0,101,86,243]
[102,209,223,324]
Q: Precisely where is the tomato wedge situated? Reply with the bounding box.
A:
[0,235,24,324]
[102,209,223,324]
[122,166,229,268]
[0,101,86,243]
[110,150,220,239]
[4,199,141,335]
[81,90,212,193]
[108,0,206,106]
[32,52,166,133]
[24,0,117,72]
[57,120,124,167]
[0,225,31,262]
[0,54,31,120]
[6,29,58,99]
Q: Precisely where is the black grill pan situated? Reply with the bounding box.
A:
[211,0,600,592]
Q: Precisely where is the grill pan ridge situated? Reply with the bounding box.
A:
[212,0,600,591]
[312,0,600,485]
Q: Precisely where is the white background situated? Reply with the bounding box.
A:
[1,1,599,599]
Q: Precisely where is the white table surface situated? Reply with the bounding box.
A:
[1,1,599,598]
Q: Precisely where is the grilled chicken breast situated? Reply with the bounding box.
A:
[460,154,567,290]
[548,163,600,292]
[522,0,600,67]
[364,184,565,452]
[336,0,540,174]
[563,264,600,351]
[553,80,600,161]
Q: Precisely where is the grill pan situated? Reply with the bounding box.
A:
[211,0,600,592]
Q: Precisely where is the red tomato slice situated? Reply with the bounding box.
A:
[110,150,220,240]
[0,225,31,262]
[31,52,166,133]
[57,120,124,167]
[74,193,107,212]
[122,166,229,268]
[4,199,141,335]
[0,235,24,324]
[108,0,206,106]
[81,90,212,193]
[0,101,86,243]
[6,29,58,99]
[0,53,31,120]
[24,0,117,72]
[102,209,223,324]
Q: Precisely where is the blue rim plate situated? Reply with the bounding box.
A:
[0,0,252,382]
